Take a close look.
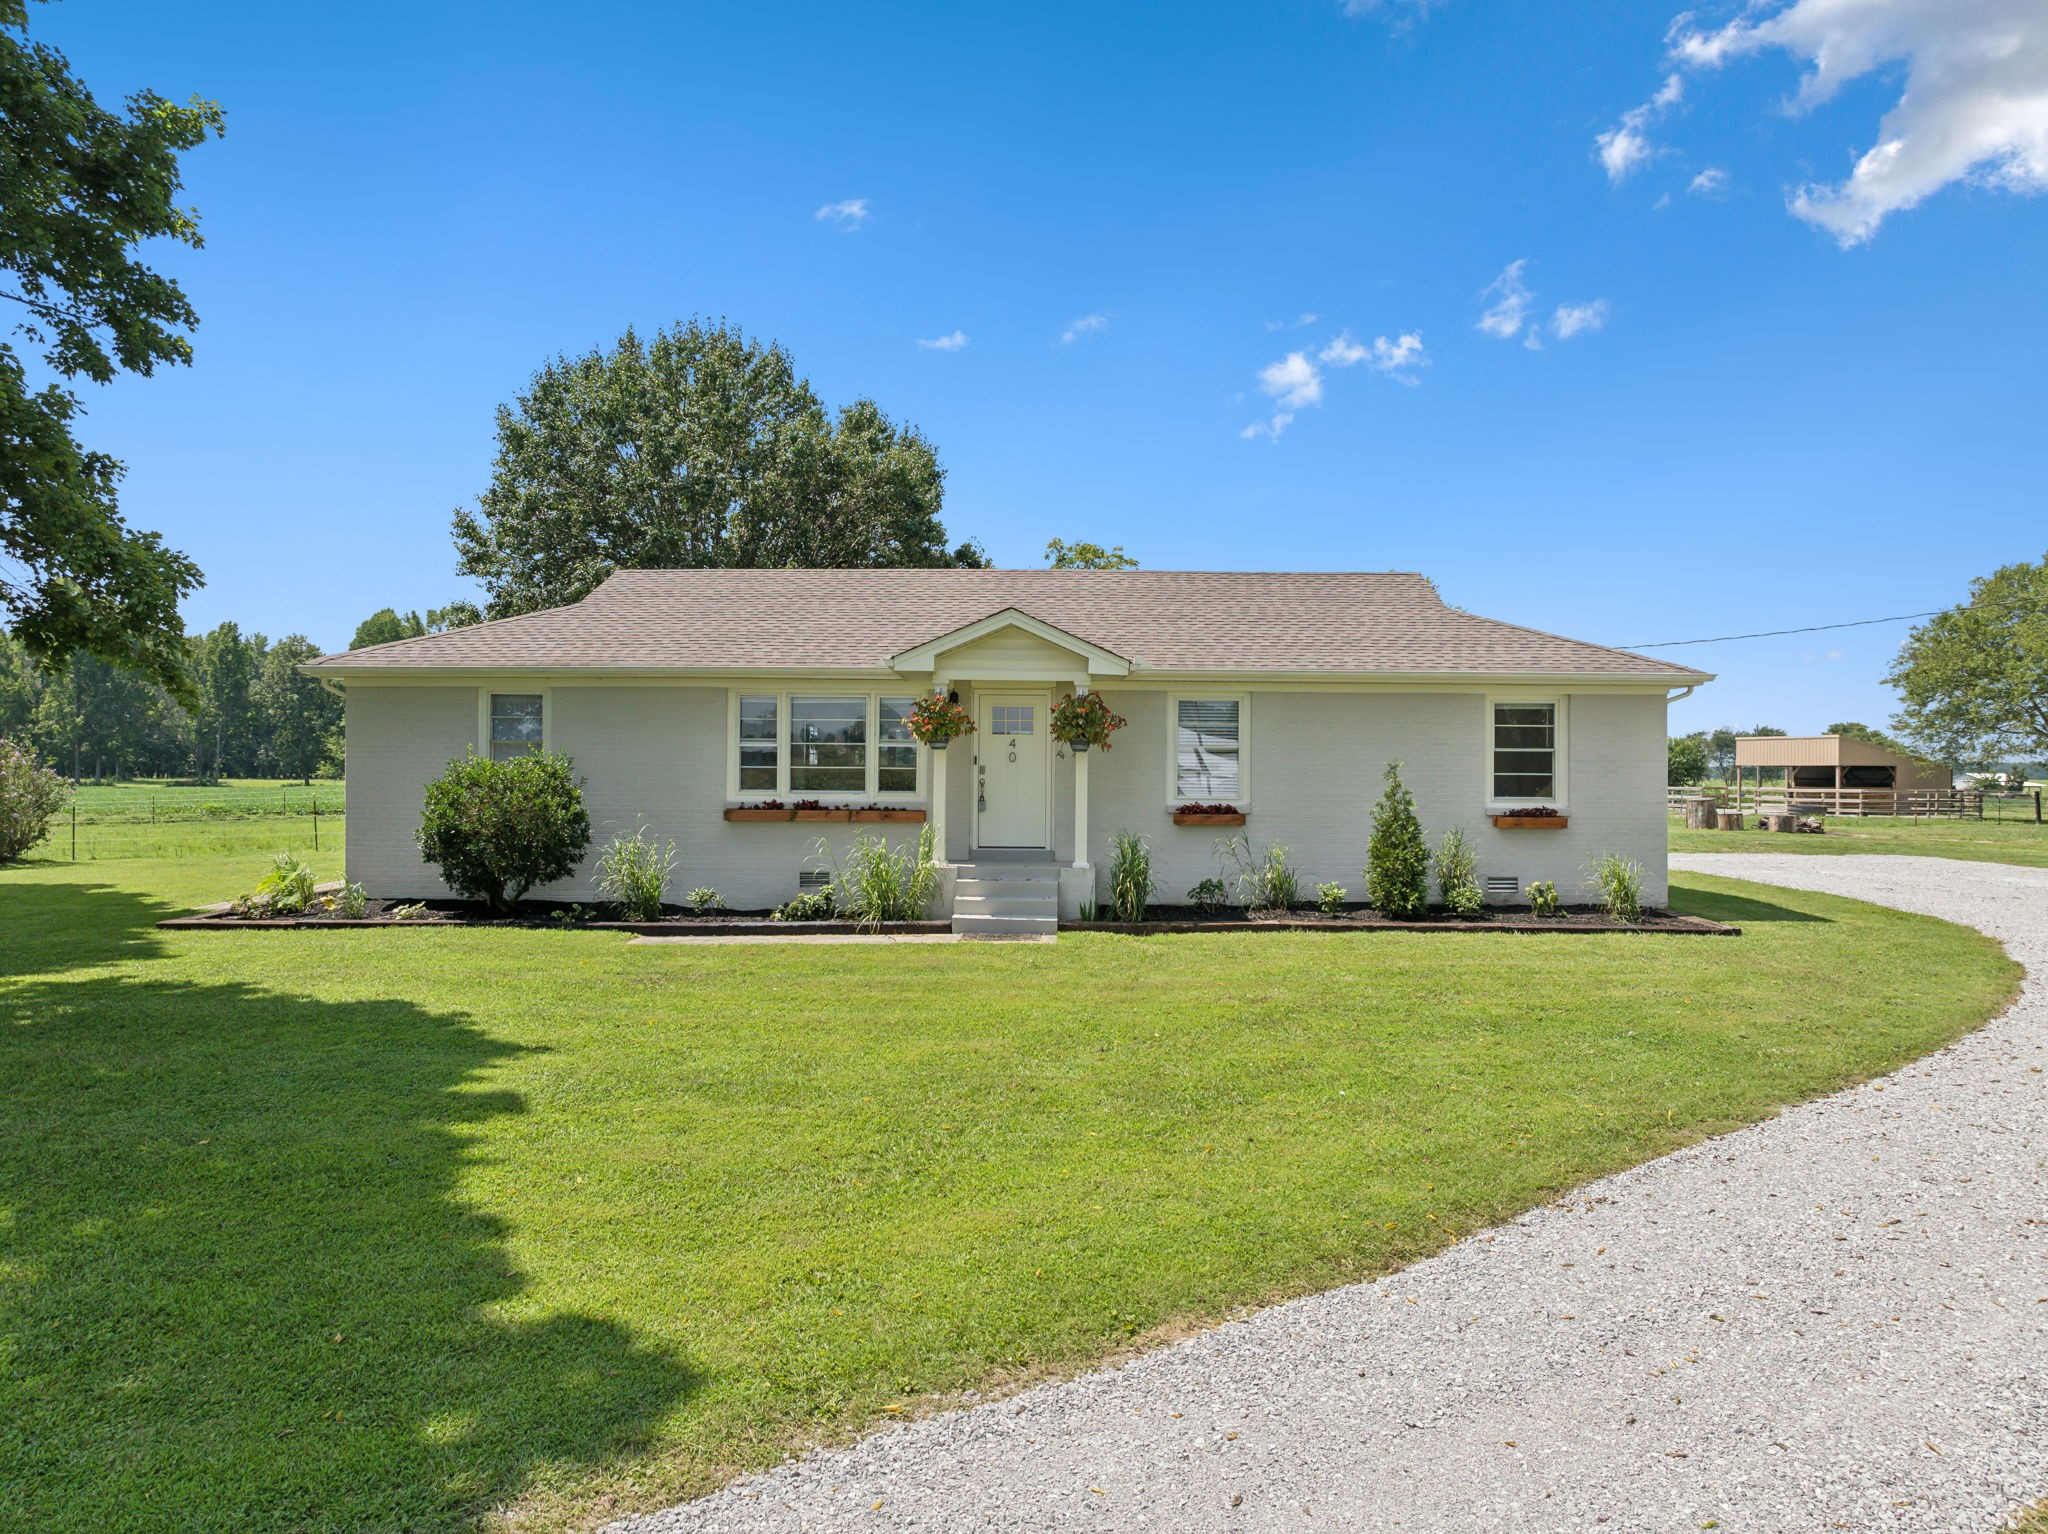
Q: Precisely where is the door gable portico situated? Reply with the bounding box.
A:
[888,609,1131,682]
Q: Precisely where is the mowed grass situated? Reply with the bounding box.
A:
[33,812,343,866]
[0,845,2021,1534]
[1671,812,2048,869]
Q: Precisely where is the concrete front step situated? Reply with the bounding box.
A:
[950,861,1063,937]
[952,911,1060,938]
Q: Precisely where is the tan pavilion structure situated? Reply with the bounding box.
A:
[1731,733,1953,816]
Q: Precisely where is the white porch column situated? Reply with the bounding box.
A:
[1071,678,1090,870]
[930,675,950,864]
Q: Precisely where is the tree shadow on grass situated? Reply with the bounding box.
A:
[0,876,174,979]
[0,888,697,1533]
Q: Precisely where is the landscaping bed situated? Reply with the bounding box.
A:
[1070,903,1736,936]
[157,897,951,936]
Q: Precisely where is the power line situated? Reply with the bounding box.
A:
[1620,611,1944,649]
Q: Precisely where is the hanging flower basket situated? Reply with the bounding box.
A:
[907,693,975,748]
[1051,692,1127,752]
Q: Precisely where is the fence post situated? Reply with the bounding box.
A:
[2037,789,2043,825]
[313,802,319,852]
[70,801,77,861]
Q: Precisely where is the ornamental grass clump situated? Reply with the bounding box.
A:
[417,749,591,914]
[1107,829,1154,922]
[1592,853,1644,925]
[596,825,677,920]
[0,737,68,863]
[1366,761,1429,920]
[1218,833,1301,913]
[1433,827,1483,918]
[815,825,939,927]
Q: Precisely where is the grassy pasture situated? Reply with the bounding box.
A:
[1670,812,2048,869]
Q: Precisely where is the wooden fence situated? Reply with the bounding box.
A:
[1667,785,1988,818]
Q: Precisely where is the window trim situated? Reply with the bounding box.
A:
[1165,691,1252,806]
[1485,693,1568,809]
[477,687,550,761]
[726,688,926,803]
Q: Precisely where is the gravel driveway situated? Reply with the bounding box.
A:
[608,855,2048,1534]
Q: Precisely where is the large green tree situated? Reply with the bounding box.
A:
[1044,538,1138,570]
[0,2,220,693]
[254,635,340,783]
[1889,554,2048,767]
[451,320,986,617]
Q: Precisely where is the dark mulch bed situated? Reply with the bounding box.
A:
[157,898,951,936]
[1069,903,1738,936]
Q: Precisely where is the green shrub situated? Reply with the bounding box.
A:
[333,882,369,919]
[0,737,69,862]
[771,885,838,922]
[1525,879,1562,917]
[1218,833,1300,912]
[1592,853,1644,925]
[810,825,938,927]
[596,824,677,920]
[1187,876,1228,913]
[686,887,723,914]
[1366,761,1429,920]
[1108,829,1154,922]
[416,749,591,914]
[238,851,318,916]
[1433,826,1480,914]
[1316,881,1347,914]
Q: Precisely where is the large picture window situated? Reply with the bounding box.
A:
[731,692,922,800]
[1492,701,1557,800]
[1174,697,1243,799]
[488,694,544,761]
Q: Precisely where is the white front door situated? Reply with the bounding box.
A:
[975,692,1050,848]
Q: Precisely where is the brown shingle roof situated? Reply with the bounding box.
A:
[308,569,1709,681]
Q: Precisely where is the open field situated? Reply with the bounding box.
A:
[0,843,2021,1533]
[57,777,345,820]
[1670,812,2048,869]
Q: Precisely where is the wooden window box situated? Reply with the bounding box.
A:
[1491,813,1568,829]
[1173,811,1247,826]
[727,807,926,824]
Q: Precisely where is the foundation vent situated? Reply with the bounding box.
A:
[1485,876,1520,900]
[797,869,832,893]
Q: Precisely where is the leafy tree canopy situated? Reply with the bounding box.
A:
[1824,720,1912,756]
[1888,553,2048,767]
[1044,538,1137,570]
[452,320,987,618]
[349,603,480,650]
[0,1,221,694]
[1667,733,1708,787]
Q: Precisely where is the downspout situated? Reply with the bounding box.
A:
[319,677,347,699]
[1666,685,1696,703]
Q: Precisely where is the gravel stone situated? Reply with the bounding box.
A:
[606,855,2048,1534]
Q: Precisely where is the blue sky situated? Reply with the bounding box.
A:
[38,0,2048,736]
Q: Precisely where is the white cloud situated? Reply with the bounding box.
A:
[814,198,869,231]
[1551,300,1610,338]
[1689,165,1730,198]
[1476,259,1534,339]
[1669,0,2048,245]
[1265,311,1320,331]
[1060,313,1110,345]
[1597,72,1684,183]
[1318,332,1369,367]
[1240,413,1295,441]
[1257,350,1323,409]
[1324,328,1430,381]
[917,330,969,351]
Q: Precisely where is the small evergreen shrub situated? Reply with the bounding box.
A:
[0,738,69,862]
[1218,833,1301,912]
[596,825,677,920]
[1187,876,1228,913]
[686,887,724,913]
[1316,881,1347,914]
[1366,761,1429,920]
[1433,827,1482,917]
[1108,829,1154,922]
[1525,879,1562,917]
[772,885,838,922]
[1592,853,1644,925]
[416,749,591,914]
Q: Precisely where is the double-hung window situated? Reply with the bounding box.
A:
[487,694,544,761]
[732,692,921,799]
[1173,696,1246,800]
[1491,701,1558,801]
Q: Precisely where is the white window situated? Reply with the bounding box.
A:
[488,693,544,761]
[989,704,1034,735]
[729,691,923,800]
[1491,700,1560,801]
[1172,696,1246,800]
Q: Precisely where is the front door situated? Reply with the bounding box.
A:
[975,692,1050,848]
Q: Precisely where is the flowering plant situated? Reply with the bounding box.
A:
[906,692,975,744]
[1050,691,1127,749]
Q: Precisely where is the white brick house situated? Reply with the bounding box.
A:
[305,570,1710,929]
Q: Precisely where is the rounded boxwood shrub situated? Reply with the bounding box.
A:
[416,749,591,913]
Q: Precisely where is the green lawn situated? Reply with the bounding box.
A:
[1671,812,2048,868]
[0,841,2021,1533]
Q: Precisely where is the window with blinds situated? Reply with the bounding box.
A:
[488,694,543,761]
[1175,698,1241,798]
[1492,702,1556,799]
[732,692,922,799]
